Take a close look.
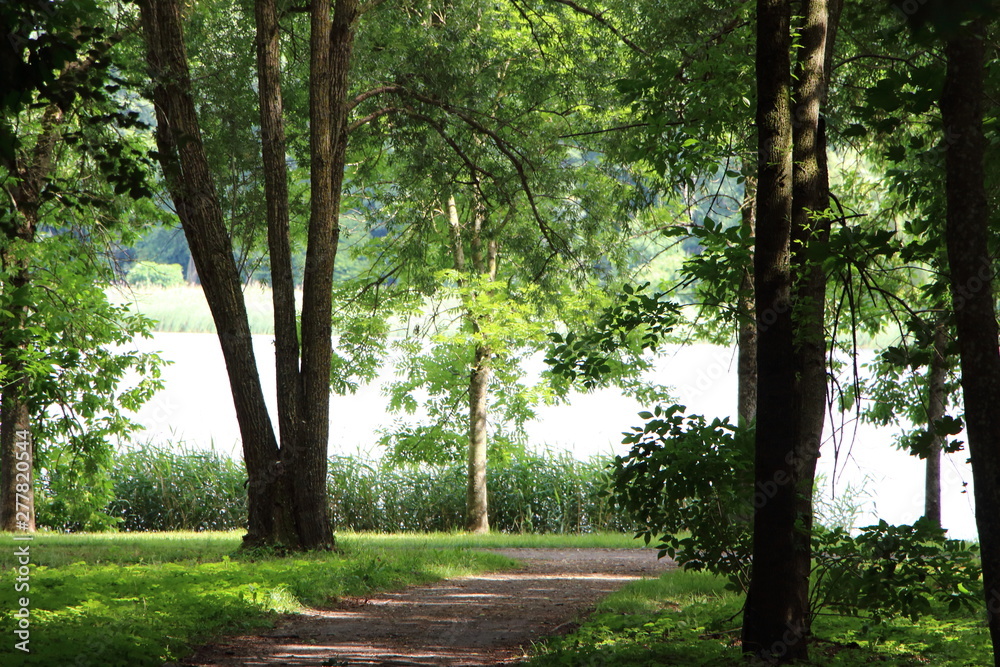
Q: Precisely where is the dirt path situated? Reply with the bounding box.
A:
[180,548,674,666]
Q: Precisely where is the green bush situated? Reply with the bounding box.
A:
[107,444,247,531]
[327,450,630,533]
[38,444,630,534]
[126,260,185,287]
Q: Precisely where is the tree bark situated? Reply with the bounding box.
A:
[924,316,947,529]
[292,0,358,549]
[0,104,64,532]
[940,20,1000,665]
[743,0,838,659]
[139,0,294,547]
[464,197,495,533]
[737,175,757,429]
[789,0,835,643]
[742,0,800,658]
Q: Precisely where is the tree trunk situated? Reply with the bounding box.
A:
[940,20,1000,665]
[742,0,800,658]
[139,0,295,547]
[292,0,358,549]
[463,195,496,533]
[924,316,947,529]
[466,342,491,533]
[743,0,838,658]
[789,0,834,643]
[737,176,757,429]
[0,104,64,532]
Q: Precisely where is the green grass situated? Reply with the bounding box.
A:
[526,570,992,666]
[0,531,526,667]
[108,284,276,334]
[350,530,648,550]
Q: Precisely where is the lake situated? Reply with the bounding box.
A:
[124,332,979,540]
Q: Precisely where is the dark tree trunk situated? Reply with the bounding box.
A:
[738,176,757,429]
[742,0,800,658]
[142,0,358,550]
[253,0,301,546]
[139,0,295,547]
[924,316,947,529]
[940,20,1000,665]
[789,0,834,642]
[743,0,838,659]
[293,0,358,549]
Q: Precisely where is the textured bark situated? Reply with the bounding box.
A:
[464,199,496,533]
[940,21,1000,665]
[139,0,294,547]
[292,0,358,549]
[742,0,799,658]
[743,0,838,659]
[0,104,63,532]
[789,0,834,644]
[737,176,757,429]
[924,317,947,529]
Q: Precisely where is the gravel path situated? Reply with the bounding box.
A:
[180,548,674,666]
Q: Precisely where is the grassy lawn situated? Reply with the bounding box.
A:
[0,530,643,666]
[526,569,992,666]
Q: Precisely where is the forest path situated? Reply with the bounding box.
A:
[180,548,674,666]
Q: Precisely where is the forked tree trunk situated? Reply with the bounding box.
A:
[142,0,358,549]
[140,0,295,547]
[940,20,1000,665]
[743,0,837,659]
[924,316,948,529]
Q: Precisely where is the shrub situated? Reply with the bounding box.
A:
[327,450,629,533]
[126,261,185,288]
[107,443,247,531]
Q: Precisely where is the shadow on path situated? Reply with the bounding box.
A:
[181,548,674,666]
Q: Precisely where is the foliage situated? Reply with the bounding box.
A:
[811,519,982,628]
[0,531,517,667]
[526,569,992,666]
[37,445,629,534]
[610,405,980,628]
[106,443,248,532]
[609,404,754,591]
[0,236,164,512]
[546,282,682,393]
[125,260,184,288]
[328,450,630,533]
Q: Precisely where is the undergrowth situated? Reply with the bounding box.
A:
[526,570,992,666]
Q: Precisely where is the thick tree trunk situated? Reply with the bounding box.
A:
[789,0,834,643]
[924,316,947,529]
[743,0,838,658]
[742,0,800,658]
[139,0,295,547]
[293,0,358,549]
[940,21,1000,665]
